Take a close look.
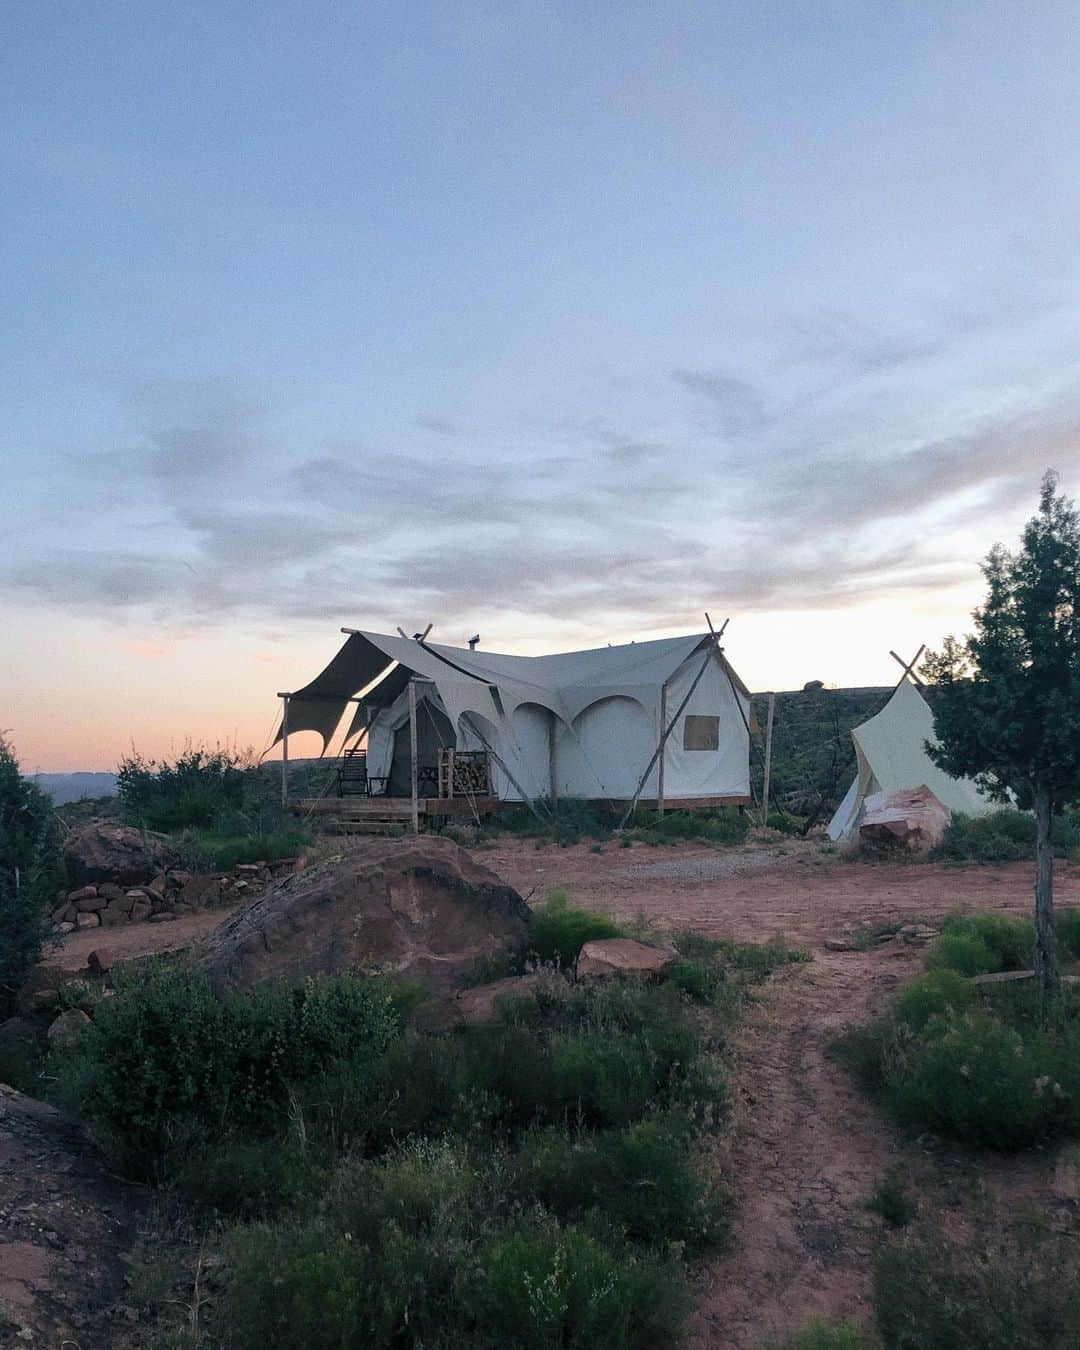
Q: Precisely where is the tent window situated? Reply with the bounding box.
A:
[683,715,719,751]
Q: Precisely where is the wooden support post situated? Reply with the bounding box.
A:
[548,710,559,802]
[408,679,419,834]
[447,747,455,800]
[761,692,776,826]
[280,694,290,807]
[657,683,668,818]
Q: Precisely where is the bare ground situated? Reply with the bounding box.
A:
[9,837,1080,1347]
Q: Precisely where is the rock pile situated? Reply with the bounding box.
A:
[49,858,299,933]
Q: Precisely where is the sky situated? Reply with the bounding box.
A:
[3,2,1080,771]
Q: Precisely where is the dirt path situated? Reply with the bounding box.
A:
[690,946,922,1347]
[0,1085,148,1346]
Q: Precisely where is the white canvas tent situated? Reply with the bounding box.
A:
[827,677,995,842]
[275,628,752,807]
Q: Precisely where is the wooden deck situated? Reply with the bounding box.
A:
[290,795,511,823]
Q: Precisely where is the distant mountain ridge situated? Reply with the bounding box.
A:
[31,772,118,804]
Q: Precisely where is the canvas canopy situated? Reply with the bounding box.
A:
[276,629,752,805]
[827,677,995,841]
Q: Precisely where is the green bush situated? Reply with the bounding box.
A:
[495,796,621,843]
[867,1170,917,1228]
[874,1214,1080,1349]
[52,961,398,1174]
[0,733,64,1013]
[936,809,1080,862]
[924,932,997,976]
[466,1214,687,1350]
[511,1118,728,1250]
[936,912,1034,971]
[887,1013,1080,1149]
[766,811,806,835]
[174,823,309,871]
[628,808,749,846]
[117,744,248,831]
[892,970,976,1033]
[225,1145,689,1350]
[527,890,623,967]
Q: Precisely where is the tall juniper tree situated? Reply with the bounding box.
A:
[923,472,1080,993]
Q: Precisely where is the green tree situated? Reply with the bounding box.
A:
[923,472,1080,993]
[0,734,64,1010]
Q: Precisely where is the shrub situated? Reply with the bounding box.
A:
[924,932,997,976]
[52,961,398,1175]
[225,1147,689,1350]
[117,744,247,831]
[936,808,1080,862]
[886,1012,1080,1149]
[0,733,63,1013]
[936,912,1034,971]
[867,1170,916,1228]
[892,970,976,1033]
[465,1213,688,1350]
[628,808,749,846]
[511,1118,728,1250]
[527,890,623,967]
[874,1214,1080,1349]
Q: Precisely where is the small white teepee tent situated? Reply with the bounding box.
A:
[827,677,996,842]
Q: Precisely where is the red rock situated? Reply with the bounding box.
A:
[99,906,129,927]
[196,836,531,993]
[859,786,951,853]
[97,883,123,902]
[75,912,100,929]
[67,885,99,904]
[63,820,181,887]
[87,950,112,975]
[452,974,544,1025]
[129,900,152,923]
[147,874,167,899]
[576,938,675,979]
[75,895,107,912]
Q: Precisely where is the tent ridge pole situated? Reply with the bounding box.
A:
[657,682,667,818]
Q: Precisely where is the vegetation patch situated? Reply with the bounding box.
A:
[45,894,797,1347]
[832,914,1080,1149]
[934,808,1080,863]
[874,1210,1080,1349]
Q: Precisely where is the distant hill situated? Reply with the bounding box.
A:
[31,772,118,805]
[750,685,895,817]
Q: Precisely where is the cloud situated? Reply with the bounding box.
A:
[671,368,768,437]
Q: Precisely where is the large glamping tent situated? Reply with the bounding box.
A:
[827,676,995,842]
[276,628,752,808]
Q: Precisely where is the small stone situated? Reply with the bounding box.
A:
[148,912,177,923]
[75,912,100,929]
[54,921,76,934]
[124,888,148,900]
[87,949,113,975]
[66,885,99,903]
[824,937,856,952]
[234,863,262,875]
[47,1008,92,1051]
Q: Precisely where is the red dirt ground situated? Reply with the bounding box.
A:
[19,837,1080,1347]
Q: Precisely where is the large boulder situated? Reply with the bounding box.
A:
[859,786,951,853]
[196,836,531,992]
[63,820,182,887]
